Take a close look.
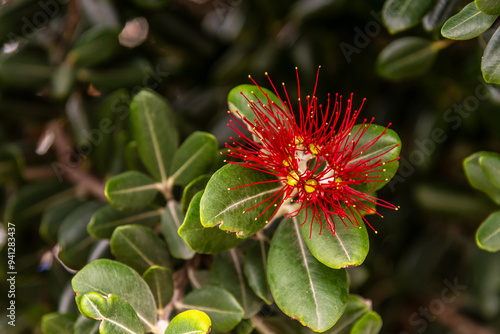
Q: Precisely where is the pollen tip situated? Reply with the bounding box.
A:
[295,66,298,70]
[265,72,268,75]
[227,188,230,190]
[255,218,257,220]
[248,75,252,78]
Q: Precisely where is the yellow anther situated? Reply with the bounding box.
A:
[287,171,299,187]
[309,143,321,155]
[294,136,304,146]
[304,179,318,193]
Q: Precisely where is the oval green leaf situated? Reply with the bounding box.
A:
[324,295,373,334]
[476,210,500,252]
[40,199,83,244]
[480,153,500,189]
[228,84,283,122]
[110,224,171,274]
[350,311,382,334]
[476,0,500,14]
[165,310,212,334]
[464,151,500,205]
[161,201,195,260]
[212,250,263,317]
[300,208,369,269]
[72,259,157,332]
[382,0,436,34]
[200,164,282,238]
[142,265,174,310]
[243,239,273,305]
[105,171,159,211]
[168,131,218,186]
[179,191,244,253]
[74,316,99,334]
[76,292,143,334]
[377,37,438,80]
[267,217,349,332]
[179,286,244,333]
[181,174,211,214]
[130,89,178,183]
[423,0,461,32]
[88,204,162,239]
[41,312,76,334]
[67,26,120,67]
[482,27,500,84]
[442,2,498,40]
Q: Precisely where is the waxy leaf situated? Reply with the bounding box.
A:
[41,313,76,334]
[350,311,382,334]
[212,250,263,317]
[324,295,373,334]
[464,152,500,205]
[165,310,212,334]
[130,89,178,182]
[382,0,436,34]
[168,131,217,186]
[476,0,500,15]
[200,164,282,238]
[67,26,120,67]
[300,209,369,269]
[74,316,99,334]
[110,225,171,274]
[181,174,210,214]
[377,37,439,80]
[76,292,143,334]
[267,217,349,332]
[480,153,500,189]
[243,239,273,304]
[228,84,283,121]
[72,259,157,332]
[442,2,498,40]
[179,286,244,332]
[482,27,500,84]
[161,201,195,259]
[350,124,401,192]
[179,191,244,253]
[58,201,102,269]
[142,266,174,310]
[105,171,159,211]
[423,0,461,32]
[88,204,162,239]
[476,210,500,252]
[40,199,83,244]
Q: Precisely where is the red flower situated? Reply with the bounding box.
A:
[225,68,399,236]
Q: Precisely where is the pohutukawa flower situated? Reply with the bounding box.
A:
[224,67,399,236]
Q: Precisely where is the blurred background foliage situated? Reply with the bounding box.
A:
[1,0,500,333]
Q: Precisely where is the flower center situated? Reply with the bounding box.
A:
[309,143,321,155]
[304,178,318,193]
[286,170,299,187]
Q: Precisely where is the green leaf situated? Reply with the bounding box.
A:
[480,153,500,189]
[165,310,212,334]
[41,312,76,334]
[76,292,144,334]
[212,250,264,317]
[243,239,273,304]
[350,124,401,192]
[377,37,439,80]
[161,201,196,259]
[142,265,174,310]
[441,2,498,40]
[40,199,83,244]
[382,0,436,34]
[58,201,102,269]
[67,26,120,67]
[300,209,369,269]
[423,0,461,32]
[200,164,282,238]
[179,286,244,333]
[267,217,349,332]
[464,151,500,205]
[235,318,255,334]
[168,131,218,186]
[72,259,157,332]
[105,171,159,211]
[110,225,171,274]
[476,0,500,14]
[181,174,211,214]
[482,27,500,84]
[476,210,500,252]
[179,191,244,253]
[88,204,162,239]
[228,84,283,121]
[74,316,100,334]
[130,89,178,182]
[350,312,382,334]
[324,295,372,334]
